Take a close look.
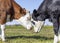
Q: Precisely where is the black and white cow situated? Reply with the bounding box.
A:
[32,0,60,43]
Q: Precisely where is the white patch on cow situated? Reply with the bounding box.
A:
[34,21,44,32]
[16,12,32,30]
[31,19,44,32]
[54,35,58,43]
[58,34,60,41]
[0,24,5,41]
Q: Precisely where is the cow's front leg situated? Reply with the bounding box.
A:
[1,24,5,41]
[58,27,60,41]
[52,18,59,43]
[58,18,60,41]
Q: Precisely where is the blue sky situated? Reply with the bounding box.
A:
[6,0,53,25]
[15,0,43,13]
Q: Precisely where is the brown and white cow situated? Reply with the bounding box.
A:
[0,0,32,41]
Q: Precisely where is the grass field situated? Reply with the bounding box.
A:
[0,25,59,43]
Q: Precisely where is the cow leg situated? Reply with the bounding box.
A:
[58,26,60,41]
[58,18,60,41]
[52,18,59,43]
[0,24,5,41]
[0,25,1,38]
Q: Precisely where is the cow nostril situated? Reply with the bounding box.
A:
[31,21,35,25]
[30,27,32,30]
[27,17,31,20]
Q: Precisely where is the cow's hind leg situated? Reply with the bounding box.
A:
[0,24,5,41]
[0,11,7,41]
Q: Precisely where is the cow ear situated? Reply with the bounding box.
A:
[33,9,37,14]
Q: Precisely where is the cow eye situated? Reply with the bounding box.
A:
[31,21,35,25]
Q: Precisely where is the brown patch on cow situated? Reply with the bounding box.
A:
[0,0,27,24]
[10,0,27,19]
[0,0,12,24]
[12,0,26,19]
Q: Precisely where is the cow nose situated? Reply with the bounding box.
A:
[30,27,32,30]
[31,21,35,25]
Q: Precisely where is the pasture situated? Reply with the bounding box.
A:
[0,25,59,43]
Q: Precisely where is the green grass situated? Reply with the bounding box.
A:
[0,25,59,43]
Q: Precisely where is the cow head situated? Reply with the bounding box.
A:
[16,9,32,30]
[31,9,45,32]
